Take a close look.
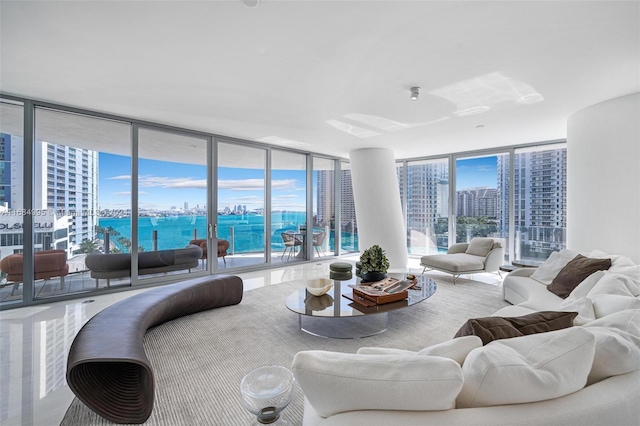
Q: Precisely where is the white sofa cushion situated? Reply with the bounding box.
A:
[465,237,494,257]
[492,304,537,317]
[586,272,640,298]
[590,249,639,272]
[292,351,463,417]
[559,297,596,325]
[591,294,640,318]
[416,335,483,364]
[582,326,640,385]
[562,270,606,303]
[357,336,482,366]
[356,347,417,356]
[456,327,595,408]
[582,309,640,336]
[529,249,578,285]
[421,253,485,273]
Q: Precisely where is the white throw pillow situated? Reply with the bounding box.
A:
[456,327,595,408]
[292,351,463,417]
[588,250,640,277]
[465,237,495,257]
[559,297,596,325]
[417,336,483,365]
[582,326,640,385]
[530,250,578,285]
[563,271,606,303]
[358,336,482,366]
[590,294,640,319]
[583,309,640,337]
[587,272,640,298]
[356,347,417,356]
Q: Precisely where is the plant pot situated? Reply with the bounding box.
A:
[360,271,387,282]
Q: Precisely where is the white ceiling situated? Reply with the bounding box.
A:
[1,1,638,160]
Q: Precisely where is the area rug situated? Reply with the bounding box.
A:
[61,274,509,426]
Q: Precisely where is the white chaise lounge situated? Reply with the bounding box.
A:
[420,237,504,284]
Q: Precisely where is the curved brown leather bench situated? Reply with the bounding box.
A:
[85,245,203,281]
[66,274,243,424]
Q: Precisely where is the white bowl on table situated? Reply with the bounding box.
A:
[305,278,333,296]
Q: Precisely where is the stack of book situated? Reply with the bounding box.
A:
[345,277,414,307]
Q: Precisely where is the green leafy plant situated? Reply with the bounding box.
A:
[359,245,390,274]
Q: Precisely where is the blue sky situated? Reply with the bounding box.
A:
[99,153,499,210]
[456,156,498,190]
[98,153,308,211]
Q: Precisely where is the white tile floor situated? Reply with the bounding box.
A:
[0,255,368,426]
[0,256,499,426]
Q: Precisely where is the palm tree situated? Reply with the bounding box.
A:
[107,226,121,238]
[94,225,107,237]
[79,238,98,254]
[117,237,132,252]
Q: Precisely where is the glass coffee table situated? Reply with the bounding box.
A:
[285,273,436,339]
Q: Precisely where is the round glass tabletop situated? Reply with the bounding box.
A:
[285,273,437,318]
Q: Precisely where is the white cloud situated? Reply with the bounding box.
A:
[115,191,148,196]
[138,175,207,189]
[109,175,299,192]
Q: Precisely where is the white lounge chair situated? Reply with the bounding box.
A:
[420,237,504,284]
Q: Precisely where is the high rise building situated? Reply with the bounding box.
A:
[456,187,497,218]
[317,169,356,227]
[41,142,99,253]
[339,169,356,230]
[499,147,567,258]
[400,161,449,253]
[316,169,334,227]
[0,134,98,257]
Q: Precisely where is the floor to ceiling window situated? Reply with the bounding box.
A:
[271,150,307,262]
[313,157,335,257]
[34,108,132,297]
[0,100,24,304]
[217,141,266,268]
[513,143,567,260]
[405,159,449,255]
[455,153,509,261]
[137,127,208,280]
[339,161,358,253]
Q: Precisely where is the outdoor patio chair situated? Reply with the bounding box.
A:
[281,232,301,260]
[312,231,326,257]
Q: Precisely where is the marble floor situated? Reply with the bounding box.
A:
[1,250,334,303]
[0,254,363,426]
[0,255,500,426]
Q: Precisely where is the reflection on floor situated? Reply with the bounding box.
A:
[0,255,503,426]
[0,255,358,426]
[0,250,334,303]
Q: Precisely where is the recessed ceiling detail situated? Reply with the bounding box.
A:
[428,72,544,117]
[1,2,637,158]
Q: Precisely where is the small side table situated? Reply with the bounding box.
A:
[500,259,543,273]
[512,259,543,268]
[499,264,516,273]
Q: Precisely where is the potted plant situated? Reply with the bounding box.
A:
[359,244,390,282]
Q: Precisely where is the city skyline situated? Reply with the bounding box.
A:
[98,154,500,212]
[98,153,311,212]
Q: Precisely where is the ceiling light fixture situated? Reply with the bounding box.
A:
[410,87,420,101]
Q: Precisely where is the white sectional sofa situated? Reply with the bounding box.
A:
[292,249,640,425]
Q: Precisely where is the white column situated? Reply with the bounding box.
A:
[349,148,408,271]
[567,92,640,263]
